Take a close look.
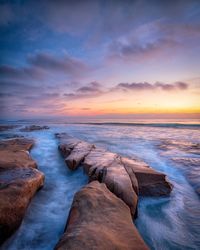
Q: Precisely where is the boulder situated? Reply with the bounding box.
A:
[121,157,172,196]
[55,181,148,250]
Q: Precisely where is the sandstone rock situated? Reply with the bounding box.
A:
[0,150,37,169]
[56,133,81,158]
[121,157,172,196]
[0,167,44,244]
[55,181,148,250]
[84,149,138,217]
[65,141,94,170]
[0,138,37,169]
[0,138,34,151]
[56,133,172,216]
[0,138,44,244]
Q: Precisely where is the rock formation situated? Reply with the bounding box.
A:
[0,125,17,132]
[20,125,49,132]
[56,133,172,217]
[55,181,149,250]
[0,138,44,244]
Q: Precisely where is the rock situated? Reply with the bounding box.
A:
[0,138,37,169]
[0,125,17,132]
[65,141,94,170]
[55,181,148,250]
[57,133,172,215]
[4,134,24,139]
[122,157,172,196]
[0,138,44,244]
[0,167,44,244]
[0,138,34,151]
[0,150,37,169]
[56,133,81,158]
[84,148,138,217]
[20,125,49,132]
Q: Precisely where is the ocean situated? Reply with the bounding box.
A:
[1,119,200,250]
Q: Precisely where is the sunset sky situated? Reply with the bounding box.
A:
[0,0,200,119]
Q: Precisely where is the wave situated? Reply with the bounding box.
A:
[74,122,200,128]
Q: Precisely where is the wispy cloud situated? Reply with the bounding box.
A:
[62,81,189,101]
[0,52,89,81]
[63,81,103,100]
[114,82,188,92]
[28,52,89,76]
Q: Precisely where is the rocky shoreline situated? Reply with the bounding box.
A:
[0,138,44,244]
[55,133,172,249]
[0,132,173,249]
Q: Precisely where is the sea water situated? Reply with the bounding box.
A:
[0,120,200,250]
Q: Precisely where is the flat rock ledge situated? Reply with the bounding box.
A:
[56,133,172,217]
[0,138,44,244]
[55,181,149,250]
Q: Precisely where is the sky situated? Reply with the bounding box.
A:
[0,0,200,120]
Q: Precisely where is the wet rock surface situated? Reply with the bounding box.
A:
[121,157,172,196]
[0,138,44,244]
[57,133,172,211]
[55,181,149,250]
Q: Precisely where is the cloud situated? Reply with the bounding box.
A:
[63,80,189,101]
[106,15,200,63]
[63,81,103,100]
[0,65,46,81]
[114,81,188,91]
[37,0,99,35]
[108,38,179,61]
[28,52,89,76]
[0,52,89,83]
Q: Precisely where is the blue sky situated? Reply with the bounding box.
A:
[0,0,200,119]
